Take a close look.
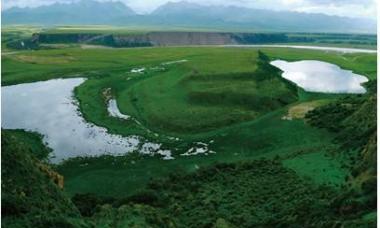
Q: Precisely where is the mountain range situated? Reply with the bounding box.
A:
[2,0,376,33]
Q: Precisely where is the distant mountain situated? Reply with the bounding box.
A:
[2,0,136,25]
[150,1,376,33]
[2,0,376,33]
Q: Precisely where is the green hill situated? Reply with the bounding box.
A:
[1,130,85,227]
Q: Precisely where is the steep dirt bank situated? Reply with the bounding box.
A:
[22,32,305,48]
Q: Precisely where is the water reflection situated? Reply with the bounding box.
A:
[270,60,368,94]
[108,99,130,120]
[1,78,171,163]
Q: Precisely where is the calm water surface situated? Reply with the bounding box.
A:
[270,60,368,94]
[225,45,377,53]
[1,78,172,163]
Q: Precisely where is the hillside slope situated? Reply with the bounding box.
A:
[2,122,376,227]
[1,130,85,227]
[306,81,377,214]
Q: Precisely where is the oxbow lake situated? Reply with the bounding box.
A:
[1,57,370,162]
[270,60,368,94]
[1,78,173,163]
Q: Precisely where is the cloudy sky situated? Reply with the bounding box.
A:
[1,0,377,19]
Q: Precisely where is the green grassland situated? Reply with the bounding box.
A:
[2,45,376,196]
[1,28,377,227]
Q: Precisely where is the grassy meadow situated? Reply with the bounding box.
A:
[2,44,376,194]
[1,27,377,226]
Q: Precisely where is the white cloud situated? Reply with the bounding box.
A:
[282,0,305,5]
[295,4,377,19]
[282,0,377,18]
[1,0,377,19]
